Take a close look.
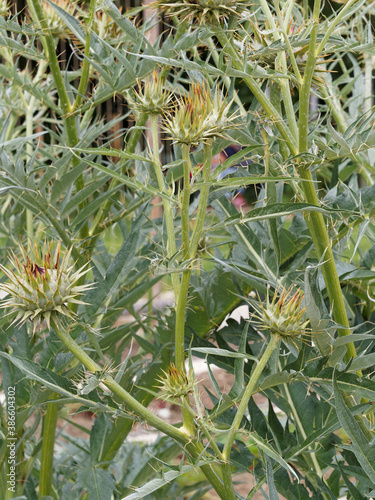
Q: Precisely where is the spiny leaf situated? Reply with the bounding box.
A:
[77,467,116,500]
[333,370,375,486]
[192,347,258,360]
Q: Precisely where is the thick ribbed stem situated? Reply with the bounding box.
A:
[87,112,149,252]
[38,401,59,499]
[258,0,298,141]
[27,0,89,246]
[298,0,356,361]
[174,145,192,411]
[175,144,215,437]
[52,320,189,442]
[174,270,191,371]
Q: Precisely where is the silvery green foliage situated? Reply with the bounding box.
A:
[0,0,375,498]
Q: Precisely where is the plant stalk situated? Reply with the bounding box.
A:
[174,270,192,371]
[149,115,180,299]
[52,320,189,442]
[52,321,232,500]
[175,144,214,437]
[72,0,96,111]
[219,334,280,500]
[25,60,48,244]
[26,0,92,250]
[298,0,356,360]
[26,0,79,149]
[215,31,298,155]
[87,112,149,250]
[175,144,211,354]
[38,401,59,499]
[258,0,299,141]
[181,145,192,259]
[223,334,280,461]
[188,143,212,259]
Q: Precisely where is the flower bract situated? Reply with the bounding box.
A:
[162,83,239,146]
[127,71,172,116]
[251,286,310,338]
[157,364,195,401]
[0,244,92,332]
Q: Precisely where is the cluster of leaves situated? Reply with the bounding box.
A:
[0,0,375,499]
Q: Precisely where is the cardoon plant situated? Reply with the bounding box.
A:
[0,0,375,498]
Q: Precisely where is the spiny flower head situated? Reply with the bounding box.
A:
[127,71,172,116]
[162,83,239,146]
[251,286,310,338]
[0,243,91,332]
[156,0,249,25]
[157,364,195,401]
[0,0,11,17]
[41,0,76,40]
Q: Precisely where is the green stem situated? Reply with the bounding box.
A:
[52,321,231,500]
[52,320,188,442]
[175,144,215,435]
[25,60,48,244]
[87,112,149,252]
[223,334,280,461]
[173,145,192,380]
[174,269,195,437]
[300,172,355,360]
[181,145,191,259]
[188,143,212,259]
[175,270,191,370]
[73,0,96,111]
[258,0,298,141]
[38,401,59,499]
[215,31,298,155]
[316,0,362,56]
[149,115,179,299]
[298,12,319,154]
[27,0,89,244]
[175,144,212,367]
[282,378,332,500]
[207,38,246,113]
[26,0,78,148]
[298,0,356,361]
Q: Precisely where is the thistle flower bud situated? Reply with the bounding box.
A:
[156,0,249,24]
[162,83,238,146]
[127,71,171,116]
[0,244,91,332]
[251,286,310,338]
[40,0,76,40]
[157,364,195,401]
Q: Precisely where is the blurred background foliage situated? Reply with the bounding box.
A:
[0,0,375,499]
